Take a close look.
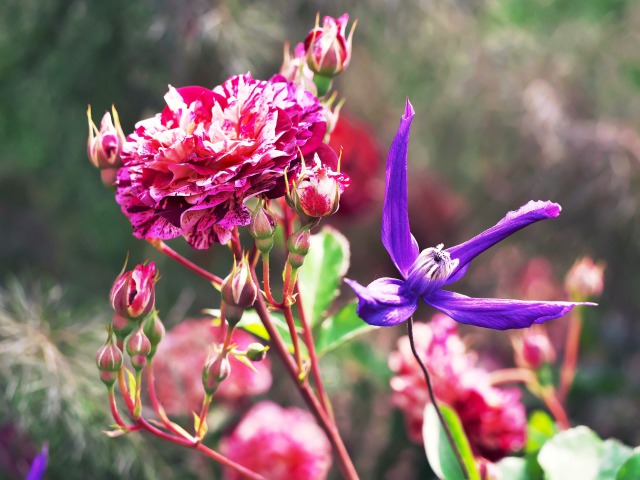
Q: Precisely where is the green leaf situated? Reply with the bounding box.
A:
[297,227,350,326]
[598,440,633,480]
[316,302,376,356]
[526,410,558,454]
[237,310,308,356]
[496,457,528,480]
[423,403,481,480]
[616,452,640,480]
[538,426,604,480]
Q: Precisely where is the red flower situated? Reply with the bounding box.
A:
[389,314,526,462]
[152,319,272,415]
[116,74,328,249]
[220,401,332,480]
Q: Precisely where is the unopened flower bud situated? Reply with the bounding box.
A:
[96,336,124,388]
[87,105,125,186]
[127,328,152,370]
[222,257,258,309]
[111,313,137,341]
[291,158,349,219]
[246,343,269,362]
[565,257,605,301]
[249,200,277,255]
[287,228,311,269]
[142,313,165,358]
[304,14,356,79]
[110,262,157,321]
[513,330,556,370]
[202,354,231,395]
[281,42,318,95]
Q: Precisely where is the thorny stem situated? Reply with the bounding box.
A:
[250,265,359,480]
[295,283,332,417]
[148,239,223,288]
[558,309,583,403]
[262,254,284,308]
[407,317,470,480]
[283,305,304,377]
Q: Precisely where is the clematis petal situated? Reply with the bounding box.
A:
[425,289,593,330]
[381,99,420,278]
[345,277,418,327]
[445,201,561,283]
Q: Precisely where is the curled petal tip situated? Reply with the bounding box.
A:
[403,99,415,120]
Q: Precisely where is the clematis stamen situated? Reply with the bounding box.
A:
[405,244,459,296]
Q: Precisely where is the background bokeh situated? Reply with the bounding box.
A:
[1,0,639,478]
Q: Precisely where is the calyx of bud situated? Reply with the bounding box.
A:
[287,227,311,269]
[245,343,269,362]
[110,262,157,321]
[142,313,165,358]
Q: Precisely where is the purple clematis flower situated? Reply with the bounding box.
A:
[345,100,594,330]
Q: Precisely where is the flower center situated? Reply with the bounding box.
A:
[405,244,459,297]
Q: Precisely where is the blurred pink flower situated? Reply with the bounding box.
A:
[220,401,332,480]
[565,257,605,301]
[389,314,526,462]
[116,74,327,249]
[153,319,271,416]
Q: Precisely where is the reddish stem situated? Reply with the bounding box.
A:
[558,310,583,403]
[541,388,571,430]
[294,284,332,417]
[108,389,137,430]
[489,368,538,386]
[283,306,304,375]
[250,266,359,480]
[262,254,284,309]
[231,227,243,260]
[117,367,135,414]
[147,361,184,437]
[148,239,223,287]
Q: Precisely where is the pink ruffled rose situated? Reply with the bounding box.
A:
[389,314,526,462]
[116,73,327,249]
[153,319,272,416]
[220,401,332,480]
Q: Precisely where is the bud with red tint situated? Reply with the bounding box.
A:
[221,256,258,326]
[249,199,277,255]
[565,257,605,301]
[96,330,123,388]
[513,329,556,370]
[304,14,356,79]
[287,227,311,269]
[87,105,125,186]
[289,153,350,219]
[110,262,157,321]
[126,327,152,370]
[202,354,232,395]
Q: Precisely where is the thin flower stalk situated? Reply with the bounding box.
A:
[558,309,582,403]
[148,239,223,287]
[147,361,184,437]
[283,305,305,377]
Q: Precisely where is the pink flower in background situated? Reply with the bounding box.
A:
[220,401,332,480]
[389,314,526,462]
[153,319,271,415]
[116,73,327,249]
[565,257,605,301]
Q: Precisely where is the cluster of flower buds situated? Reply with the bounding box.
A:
[303,14,356,95]
[565,257,605,302]
[286,227,311,270]
[512,328,556,371]
[110,262,157,340]
[127,327,152,371]
[221,256,258,326]
[202,353,232,396]
[87,105,125,187]
[96,328,124,388]
[249,199,277,255]
[288,153,350,219]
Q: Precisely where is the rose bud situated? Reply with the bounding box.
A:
[246,343,269,362]
[142,313,165,359]
[280,42,318,95]
[221,256,258,326]
[304,14,356,79]
[565,257,605,301]
[287,227,311,269]
[202,354,232,395]
[111,313,138,341]
[513,329,556,370]
[87,105,126,186]
[289,154,350,219]
[110,262,157,321]
[126,327,152,370]
[249,199,277,255]
[96,333,123,388]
